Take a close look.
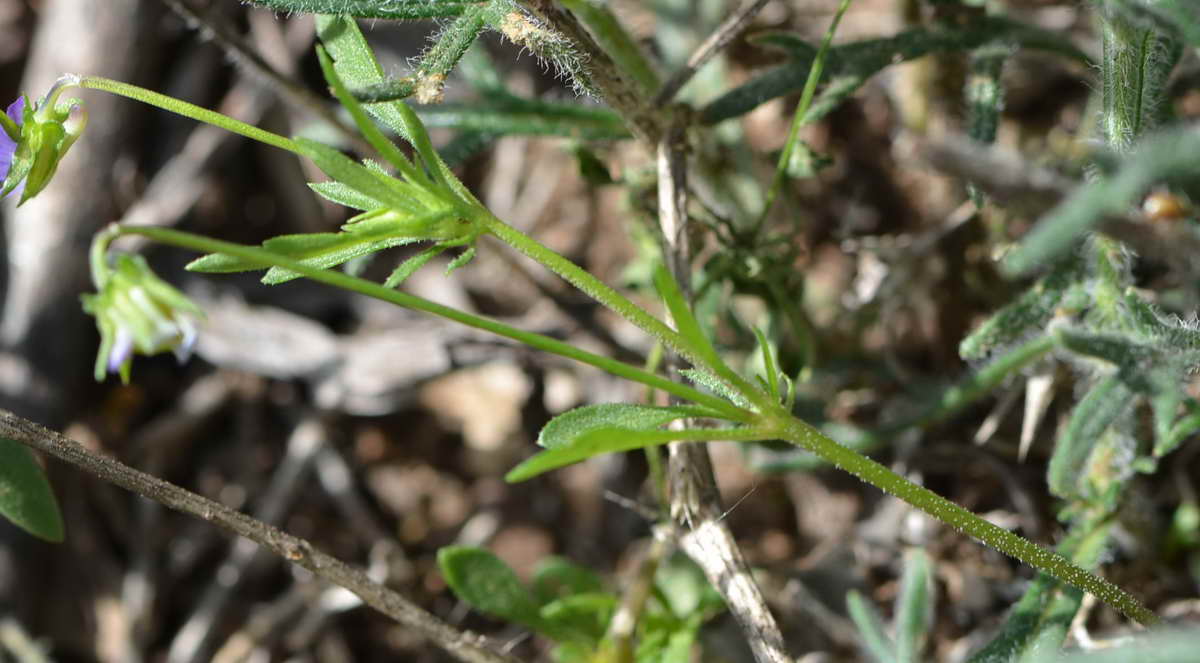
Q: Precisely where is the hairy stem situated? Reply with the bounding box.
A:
[77,76,303,155]
[771,413,1157,626]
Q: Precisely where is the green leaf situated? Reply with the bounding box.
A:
[895,549,933,663]
[847,589,896,663]
[315,45,425,184]
[437,546,545,628]
[538,593,616,644]
[678,368,752,409]
[959,258,1083,360]
[965,573,1057,663]
[294,138,442,215]
[1002,127,1200,276]
[416,101,630,140]
[507,425,767,482]
[537,403,717,450]
[308,180,383,211]
[316,14,476,204]
[187,210,454,283]
[703,16,1089,125]
[532,556,605,605]
[1106,0,1200,49]
[653,265,723,369]
[1047,375,1133,499]
[383,244,449,288]
[752,327,781,401]
[1052,629,1200,663]
[247,1,473,19]
[0,437,64,542]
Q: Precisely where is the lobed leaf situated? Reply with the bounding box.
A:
[0,436,64,542]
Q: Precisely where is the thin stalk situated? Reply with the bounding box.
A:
[481,215,723,376]
[76,76,303,155]
[771,413,1157,626]
[754,0,854,234]
[118,225,752,423]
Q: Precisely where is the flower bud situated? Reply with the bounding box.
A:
[0,77,85,204]
[81,255,203,383]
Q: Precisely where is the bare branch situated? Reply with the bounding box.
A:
[655,126,793,663]
[0,409,520,663]
[654,0,772,105]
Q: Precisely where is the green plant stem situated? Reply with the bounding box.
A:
[480,213,767,405]
[76,76,303,155]
[116,224,751,423]
[770,412,1157,626]
[755,0,853,234]
[559,0,659,94]
[89,224,121,289]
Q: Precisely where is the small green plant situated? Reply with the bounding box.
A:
[2,0,1200,660]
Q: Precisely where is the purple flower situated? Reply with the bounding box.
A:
[0,97,24,197]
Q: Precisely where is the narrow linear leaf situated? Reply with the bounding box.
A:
[1003,127,1200,276]
[679,368,752,409]
[1047,375,1133,499]
[0,436,64,542]
[507,426,768,482]
[294,138,435,215]
[248,0,472,19]
[847,590,897,663]
[308,180,383,211]
[316,14,476,203]
[653,265,723,369]
[384,244,450,288]
[315,45,425,185]
[1107,0,1200,49]
[703,16,1089,125]
[188,210,453,283]
[752,327,781,400]
[416,103,630,140]
[895,549,933,663]
[437,546,545,628]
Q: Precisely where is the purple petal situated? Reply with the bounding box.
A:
[6,97,23,127]
[108,327,134,373]
[0,134,15,180]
